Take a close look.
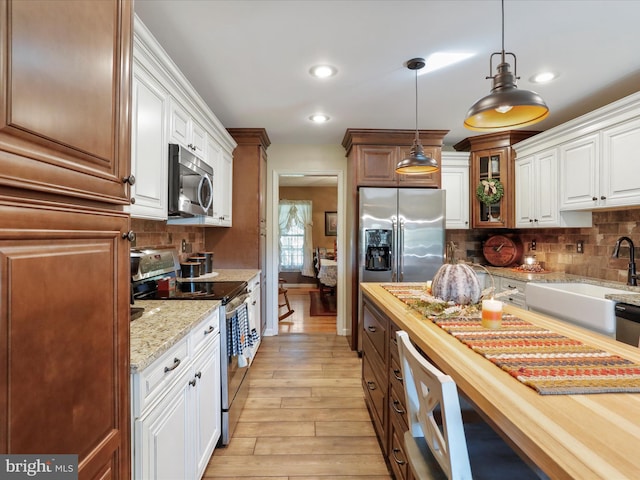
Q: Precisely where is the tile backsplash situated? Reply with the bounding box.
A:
[447,209,640,283]
[130,219,205,263]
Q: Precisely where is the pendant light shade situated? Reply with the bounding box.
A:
[464,0,549,131]
[396,58,439,175]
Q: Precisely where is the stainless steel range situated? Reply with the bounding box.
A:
[130,247,256,446]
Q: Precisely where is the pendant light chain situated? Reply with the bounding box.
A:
[500,0,505,63]
[414,66,419,137]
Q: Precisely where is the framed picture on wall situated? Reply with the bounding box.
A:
[325,211,337,236]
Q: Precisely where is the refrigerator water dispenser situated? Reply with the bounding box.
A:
[365,229,391,271]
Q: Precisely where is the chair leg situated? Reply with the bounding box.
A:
[278,287,294,321]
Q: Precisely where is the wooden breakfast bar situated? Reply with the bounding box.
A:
[361,283,640,480]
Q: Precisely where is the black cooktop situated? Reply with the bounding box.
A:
[134,280,247,305]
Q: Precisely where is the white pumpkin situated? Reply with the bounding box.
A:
[431,263,482,305]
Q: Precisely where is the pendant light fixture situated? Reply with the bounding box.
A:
[396,58,439,174]
[464,0,549,131]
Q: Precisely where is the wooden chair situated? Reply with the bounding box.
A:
[396,331,543,480]
[278,278,294,321]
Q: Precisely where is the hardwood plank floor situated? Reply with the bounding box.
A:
[204,288,392,479]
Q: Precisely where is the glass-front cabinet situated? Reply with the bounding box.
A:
[473,147,509,228]
[455,131,540,229]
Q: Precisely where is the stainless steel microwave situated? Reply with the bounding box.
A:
[168,143,214,217]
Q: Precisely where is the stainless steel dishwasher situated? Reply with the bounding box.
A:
[615,303,640,347]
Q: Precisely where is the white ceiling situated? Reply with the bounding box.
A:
[135,0,640,150]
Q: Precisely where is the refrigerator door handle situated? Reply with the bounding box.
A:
[398,217,405,282]
[391,216,398,282]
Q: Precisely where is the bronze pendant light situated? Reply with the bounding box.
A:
[464,0,549,131]
[396,58,439,174]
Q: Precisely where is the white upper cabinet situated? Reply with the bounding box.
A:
[441,152,469,229]
[169,99,207,161]
[206,136,233,227]
[133,15,236,225]
[130,55,169,220]
[515,91,640,218]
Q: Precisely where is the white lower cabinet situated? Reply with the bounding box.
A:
[497,277,527,308]
[132,308,221,480]
[246,273,261,364]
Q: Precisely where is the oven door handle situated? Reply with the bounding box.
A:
[225,293,250,318]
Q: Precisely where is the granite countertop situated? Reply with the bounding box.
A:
[130,299,220,373]
[199,269,260,282]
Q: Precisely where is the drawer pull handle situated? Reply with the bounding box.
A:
[392,369,403,382]
[391,448,406,466]
[189,378,197,387]
[392,400,405,414]
[366,381,376,391]
[204,325,215,335]
[164,357,181,373]
[367,326,377,333]
[195,371,202,379]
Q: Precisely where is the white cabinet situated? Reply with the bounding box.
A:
[246,273,261,365]
[130,50,169,220]
[132,308,221,480]
[441,152,469,229]
[496,277,527,308]
[559,133,600,210]
[207,136,233,227]
[601,117,640,207]
[169,99,207,161]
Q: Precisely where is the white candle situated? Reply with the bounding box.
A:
[482,298,503,329]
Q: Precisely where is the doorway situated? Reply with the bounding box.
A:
[266,171,346,338]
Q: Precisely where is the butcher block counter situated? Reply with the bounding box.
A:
[361,283,640,480]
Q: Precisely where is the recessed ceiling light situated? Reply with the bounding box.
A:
[530,71,557,83]
[309,65,337,78]
[309,114,330,123]
[420,52,475,75]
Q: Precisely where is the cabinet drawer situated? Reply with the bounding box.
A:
[132,337,189,417]
[389,356,406,413]
[363,303,387,364]
[500,278,527,293]
[362,344,386,447]
[190,308,220,355]
[388,405,411,480]
[389,321,400,365]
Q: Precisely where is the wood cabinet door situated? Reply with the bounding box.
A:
[0,199,131,480]
[0,0,132,205]
[470,147,511,228]
[356,146,399,186]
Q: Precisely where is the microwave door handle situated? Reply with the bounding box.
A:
[197,175,214,212]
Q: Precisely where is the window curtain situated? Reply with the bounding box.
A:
[278,200,314,277]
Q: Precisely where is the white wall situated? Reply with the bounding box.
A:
[265,144,348,337]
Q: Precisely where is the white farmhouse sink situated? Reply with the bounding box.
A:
[526,282,631,336]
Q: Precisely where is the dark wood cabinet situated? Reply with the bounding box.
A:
[0,1,132,479]
[343,129,447,350]
[454,131,539,229]
[0,0,133,205]
[205,128,269,326]
[362,296,413,480]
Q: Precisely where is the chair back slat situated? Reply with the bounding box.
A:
[396,330,473,480]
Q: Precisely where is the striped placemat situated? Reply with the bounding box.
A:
[433,316,640,395]
[382,285,640,395]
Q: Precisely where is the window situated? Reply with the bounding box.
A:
[278,200,314,276]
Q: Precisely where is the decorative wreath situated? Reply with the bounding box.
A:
[476,179,504,205]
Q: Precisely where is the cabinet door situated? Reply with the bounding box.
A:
[535,149,559,226]
[131,64,168,220]
[193,336,221,480]
[559,134,599,210]
[356,146,399,186]
[136,379,190,480]
[471,147,509,228]
[0,201,131,479]
[515,156,535,227]
[601,118,640,207]
[217,152,234,226]
[0,0,132,205]
[190,118,207,160]
[441,164,469,229]
[397,145,441,187]
[169,99,190,148]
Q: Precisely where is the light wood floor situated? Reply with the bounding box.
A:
[204,288,392,479]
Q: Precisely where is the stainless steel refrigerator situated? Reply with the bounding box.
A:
[358,187,445,350]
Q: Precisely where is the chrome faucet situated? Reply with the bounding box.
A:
[612,236,637,286]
